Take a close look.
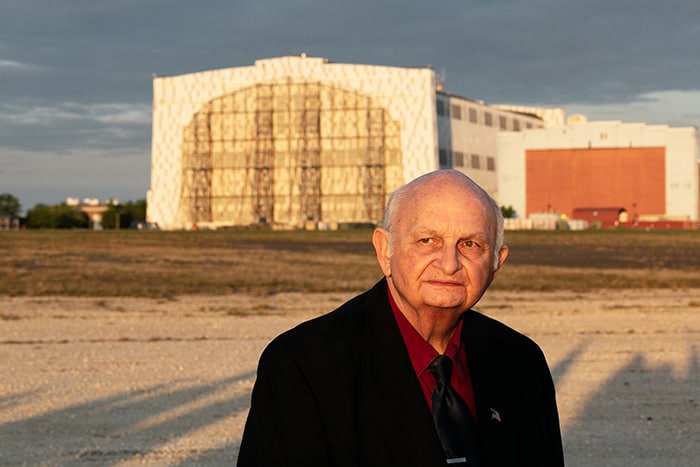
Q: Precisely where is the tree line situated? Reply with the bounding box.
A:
[0,193,146,229]
[2,192,516,229]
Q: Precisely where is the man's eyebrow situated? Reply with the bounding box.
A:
[410,228,490,242]
[464,231,489,239]
[459,232,491,243]
[411,227,440,237]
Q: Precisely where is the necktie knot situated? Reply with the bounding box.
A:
[428,354,453,386]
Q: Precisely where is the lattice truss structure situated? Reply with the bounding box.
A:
[179,80,401,227]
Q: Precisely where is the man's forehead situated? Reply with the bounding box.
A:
[409,177,485,205]
[395,194,496,236]
[400,188,491,219]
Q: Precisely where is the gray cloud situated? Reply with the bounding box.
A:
[0,0,698,210]
[3,0,698,104]
[0,102,150,152]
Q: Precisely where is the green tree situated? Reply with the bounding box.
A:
[55,205,89,229]
[126,199,147,223]
[500,205,516,219]
[25,203,89,229]
[101,199,147,229]
[24,204,52,228]
[0,193,21,216]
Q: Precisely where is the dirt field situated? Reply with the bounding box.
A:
[1,288,699,466]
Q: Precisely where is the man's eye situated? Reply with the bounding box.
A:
[462,240,477,248]
[418,238,432,244]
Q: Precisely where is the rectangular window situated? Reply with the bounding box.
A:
[499,116,507,130]
[470,154,480,169]
[513,119,520,131]
[439,149,450,168]
[437,100,447,116]
[454,151,464,167]
[451,104,462,120]
[468,108,478,123]
[484,112,492,127]
[487,156,496,171]
[526,122,533,129]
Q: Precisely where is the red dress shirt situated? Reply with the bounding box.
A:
[388,289,478,422]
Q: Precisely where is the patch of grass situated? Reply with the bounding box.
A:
[223,307,247,316]
[0,229,698,296]
[0,313,21,321]
[221,304,280,316]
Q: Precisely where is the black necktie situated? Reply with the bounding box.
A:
[428,355,480,466]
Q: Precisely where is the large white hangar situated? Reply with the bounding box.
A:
[147,55,545,230]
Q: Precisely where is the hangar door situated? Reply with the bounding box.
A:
[179,81,400,227]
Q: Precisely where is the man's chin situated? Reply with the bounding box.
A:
[423,295,469,312]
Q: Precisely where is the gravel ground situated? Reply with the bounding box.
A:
[1,288,699,466]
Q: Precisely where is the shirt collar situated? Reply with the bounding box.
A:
[388,288,464,378]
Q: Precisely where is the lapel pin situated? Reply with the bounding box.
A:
[490,408,501,422]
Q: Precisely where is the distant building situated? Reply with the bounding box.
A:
[435,96,550,199]
[498,119,700,227]
[66,197,110,230]
[148,56,544,230]
[147,55,699,231]
[0,213,20,230]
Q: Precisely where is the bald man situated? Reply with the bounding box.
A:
[238,170,564,467]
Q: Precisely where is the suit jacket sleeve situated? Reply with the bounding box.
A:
[237,328,333,466]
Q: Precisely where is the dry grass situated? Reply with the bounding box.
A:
[1,228,698,297]
[494,229,700,291]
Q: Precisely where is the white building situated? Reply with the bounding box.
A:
[436,96,553,199]
[148,56,543,230]
[498,119,700,225]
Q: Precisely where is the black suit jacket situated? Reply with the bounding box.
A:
[237,279,564,466]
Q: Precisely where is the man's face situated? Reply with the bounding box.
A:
[374,178,507,319]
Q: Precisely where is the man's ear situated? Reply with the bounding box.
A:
[372,227,392,277]
[491,244,509,279]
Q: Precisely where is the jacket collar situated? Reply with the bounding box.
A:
[360,279,447,466]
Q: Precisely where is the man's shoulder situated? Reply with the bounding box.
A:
[266,280,388,352]
[463,310,545,357]
[302,280,385,327]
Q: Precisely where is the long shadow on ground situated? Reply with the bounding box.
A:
[0,372,254,465]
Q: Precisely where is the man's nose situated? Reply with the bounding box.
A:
[434,245,462,274]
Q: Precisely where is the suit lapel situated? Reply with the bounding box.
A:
[358,280,445,466]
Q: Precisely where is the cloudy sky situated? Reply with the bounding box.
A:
[1,0,699,212]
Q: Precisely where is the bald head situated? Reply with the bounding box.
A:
[383,170,505,261]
